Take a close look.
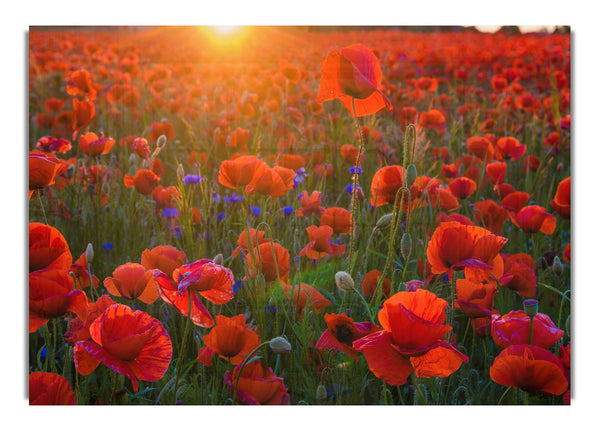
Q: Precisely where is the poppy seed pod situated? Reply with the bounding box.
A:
[375,213,394,231]
[269,337,292,354]
[85,243,94,264]
[552,256,564,276]
[335,271,355,293]
[316,384,327,404]
[213,253,224,266]
[405,164,418,188]
[523,299,539,318]
[156,134,167,149]
[400,232,412,261]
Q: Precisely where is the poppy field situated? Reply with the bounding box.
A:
[27,25,572,406]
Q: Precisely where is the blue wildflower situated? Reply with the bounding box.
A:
[211,191,221,204]
[345,183,363,194]
[102,243,114,252]
[40,346,47,361]
[283,206,294,217]
[349,166,363,175]
[223,192,244,204]
[183,174,202,185]
[252,205,261,217]
[233,279,243,294]
[162,207,179,218]
[217,211,226,221]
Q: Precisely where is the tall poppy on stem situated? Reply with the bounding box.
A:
[103,262,158,304]
[29,151,62,199]
[298,225,346,260]
[202,314,260,365]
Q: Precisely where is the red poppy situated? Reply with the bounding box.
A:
[485,161,507,185]
[315,313,379,361]
[282,282,331,319]
[232,228,269,258]
[296,190,325,217]
[72,98,95,133]
[104,262,158,304]
[491,310,564,349]
[550,176,570,220]
[353,289,468,385]
[499,254,537,297]
[523,155,540,173]
[473,199,508,235]
[29,151,62,197]
[370,165,405,208]
[448,177,477,200]
[149,120,175,142]
[314,163,334,177]
[141,245,186,280]
[66,69,99,101]
[246,241,290,283]
[320,207,352,235]
[172,259,235,305]
[74,304,172,393]
[298,225,346,260]
[218,155,268,189]
[511,205,556,235]
[500,191,530,213]
[317,43,392,117]
[494,137,527,161]
[78,132,115,157]
[419,109,446,135]
[455,279,497,319]
[489,344,568,396]
[280,153,307,171]
[361,269,391,300]
[245,165,295,197]
[397,106,418,129]
[70,250,99,289]
[132,137,151,161]
[202,314,260,365]
[43,98,65,113]
[340,144,362,165]
[224,360,290,405]
[124,169,161,195]
[29,222,72,272]
[426,221,507,281]
[563,242,571,262]
[29,372,76,405]
[36,136,72,154]
[466,136,495,161]
[516,93,541,112]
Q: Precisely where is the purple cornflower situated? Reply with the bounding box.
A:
[183,174,202,185]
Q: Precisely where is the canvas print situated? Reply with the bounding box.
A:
[28,25,571,405]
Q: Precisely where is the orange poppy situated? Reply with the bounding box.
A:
[78,131,115,157]
[132,137,150,161]
[494,136,527,161]
[298,225,346,260]
[104,263,158,304]
[124,169,161,195]
[29,268,88,333]
[361,269,391,300]
[314,163,334,177]
[511,205,556,235]
[491,310,564,350]
[499,254,537,297]
[70,250,99,289]
[72,98,95,133]
[485,161,507,185]
[141,245,186,280]
[245,165,295,197]
[280,153,306,171]
[320,207,352,235]
[202,314,260,365]
[29,372,76,405]
[29,151,62,197]
[296,190,325,217]
[489,344,568,396]
[500,191,530,213]
[282,282,331,319]
[74,304,172,393]
[149,120,175,142]
[473,199,508,235]
[370,165,405,208]
[66,69,99,101]
[466,136,495,161]
[246,241,290,283]
[232,228,269,258]
[455,278,497,319]
[419,109,446,135]
[550,176,570,220]
[317,43,392,117]
[224,360,290,405]
[172,259,235,305]
[218,155,268,190]
[448,176,477,200]
[315,313,379,361]
[353,289,468,385]
[29,222,72,272]
[340,144,362,165]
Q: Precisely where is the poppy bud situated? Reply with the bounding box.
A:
[114,388,128,405]
[335,271,354,293]
[400,232,412,260]
[85,243,94,264]
[552,256,564,276]
[269,336,292,354]
[375,213,394,232]
[268,296,276,308]
[156,134,167,149]
[128,152,137,167]
[213,253,223,266]
[405,163,418,187]
[177,163,185,180]
[523,299,539,318]
[316,384,327,404]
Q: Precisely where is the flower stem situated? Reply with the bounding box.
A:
[233,341,270,404]
[172,289,192,404]
[411,371,427,404]
[348,97,365,275]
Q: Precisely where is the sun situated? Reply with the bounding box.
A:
[212,26,240,35]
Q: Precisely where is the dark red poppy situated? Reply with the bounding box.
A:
[494,137,527,160]
[124,169,160,195]
[104,262,158,304]
[29,372,76,405]
[455,278,497,319]
[490,344,568,396]
[353,289,468,385]
[491,310,564,349]
[315,313,379,361]
[149,120,175,142]
[70,250,99,289]
[29,222,72,272]
[36,136,72,154]
[500,191,530,213]
[298,225,346,260]
[320,207,352,235]
[550,176,570,220]
[317,43,392,117]
[499,253,537,297]
[473,199,508,235]
[361,269,391,300]
[223,360,290,405]
[202,314,260,365]
[74,304,172,393]
[511,205,556,235]
[448,176,477,200]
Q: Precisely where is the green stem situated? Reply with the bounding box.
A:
[411,371,427,404]
[172,289,193,404]
[36,190,49,225]
[233,341,270,404]
[348,97,365,274]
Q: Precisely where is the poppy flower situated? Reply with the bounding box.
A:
[66,69,99,100]
[72,98,95,133]
[550,176,570,220]
[245,165,295,197]
[466,136,495,161]
[361,269,391,300]
[104,263,158,304]
[499,254,537,297]
[317,43,392,117]
[223,360,290,405]
[172,259,235,305]
[340,144,362,165]
[320,207,352,235]
[29,222,72,272]
[132,137,151,161]
[489,344,568,396]
[315,313,379,361]
[281,153,306,171]
[36,136,72,154]
[298,225,346,260]
[511,205,556,235]
[218,155,268,190]
[370,165,405,208]
[296,190,325,217]
[473,199,508,235]
[29,151,62,197]
[426,221,507,281]
[419,109,446,135]
[563,242,571,262]
[485,161,507,185]
[123,169,161,195]
[74,304,172,393]
[523,155,540,173]
[70,249,99,289]
[78,132,115,157]
[455,278,497,319]
[491,310,564,349]
[141,245,186,280]
[353,289,468,385]
[282,282,331,319]
[314,163,334,178]
[448,177,477,200]
[232,228,269,258]
[29,372,76,405]
[494,137,527,161]
[149,120,175,142]
[202,314,260,365]
[500,191,530,213]
[246,241,290,283]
